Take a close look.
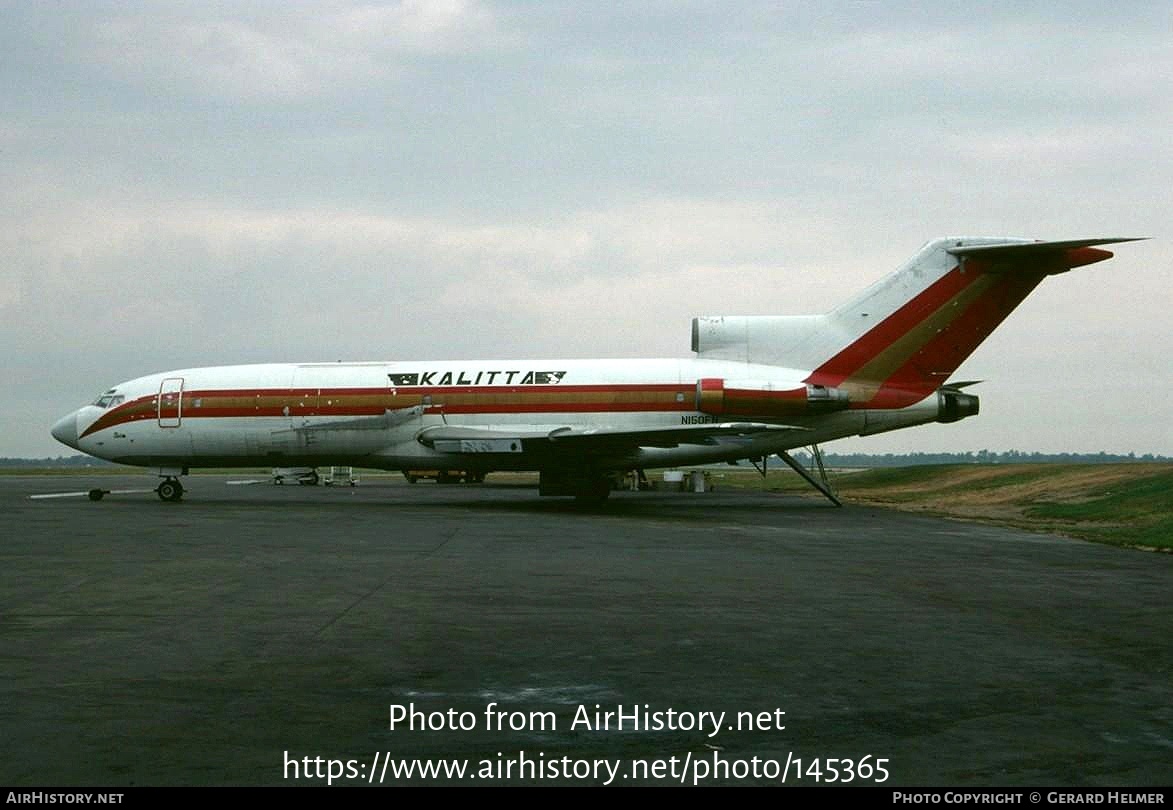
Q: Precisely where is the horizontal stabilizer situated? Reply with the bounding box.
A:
[948,237,1143,256]
[948,238,1145,273]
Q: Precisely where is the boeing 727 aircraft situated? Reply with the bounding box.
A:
[50,237,1138,502]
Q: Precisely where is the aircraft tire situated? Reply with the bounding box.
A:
[157,480,183,502]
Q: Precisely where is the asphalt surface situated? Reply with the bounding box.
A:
[2,473,1170,786]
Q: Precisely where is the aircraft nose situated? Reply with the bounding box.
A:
[51,413,79,449]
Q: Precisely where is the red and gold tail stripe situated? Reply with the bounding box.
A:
[806,265,1044,408]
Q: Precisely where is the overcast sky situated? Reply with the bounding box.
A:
[2,1,1170,458]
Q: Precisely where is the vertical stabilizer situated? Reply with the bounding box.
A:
[694,237,1136,408]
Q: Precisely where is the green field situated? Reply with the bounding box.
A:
[718,463,1173,551]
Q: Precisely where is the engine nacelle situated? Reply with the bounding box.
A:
[937,389,980,423]
[696,378,849,419]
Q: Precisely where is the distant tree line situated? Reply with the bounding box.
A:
[787,450,1170,467]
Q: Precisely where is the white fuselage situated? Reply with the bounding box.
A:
[53,357,941,474]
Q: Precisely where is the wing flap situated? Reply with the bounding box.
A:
[417,422,804,453]
[547,422,803,448]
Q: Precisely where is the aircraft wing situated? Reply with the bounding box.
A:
[275,405,425,433]
[417,422,804,455]
[546,422,803,448]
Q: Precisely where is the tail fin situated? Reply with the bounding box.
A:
[693,237,1140,408]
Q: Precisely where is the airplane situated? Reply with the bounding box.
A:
[49,236,1139,503]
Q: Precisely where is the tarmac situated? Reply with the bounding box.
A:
[2,473,1171,786]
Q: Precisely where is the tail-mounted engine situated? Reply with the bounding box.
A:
[937,388,980,423]
[696,378,849,419]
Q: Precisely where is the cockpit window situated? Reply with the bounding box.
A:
[92,392,124,409]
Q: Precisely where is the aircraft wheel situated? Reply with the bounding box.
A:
[88,489,105,502]
[157,480,184,502]
[301,472,319,486]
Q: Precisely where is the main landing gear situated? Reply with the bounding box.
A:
[156,477,185,502]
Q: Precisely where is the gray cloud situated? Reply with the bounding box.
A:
[2,2,1169,457]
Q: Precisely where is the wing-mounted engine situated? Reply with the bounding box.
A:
[695,378,849,419]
